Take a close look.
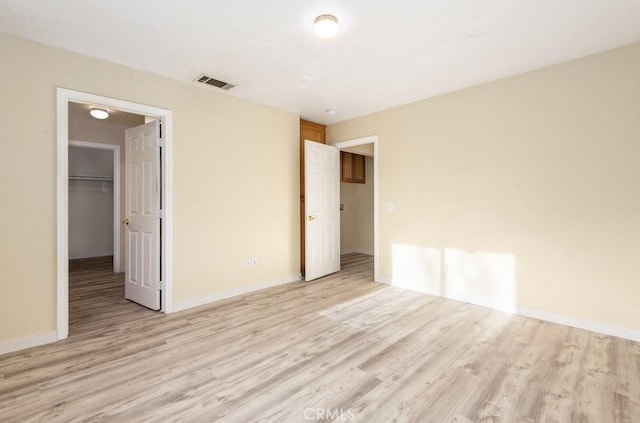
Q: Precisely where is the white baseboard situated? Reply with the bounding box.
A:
[377,276,392,285]
[0,331,57,356]
[379,275,640,342]
[517,306,640,342]
[341,248,374,256]
[173,274,301,313]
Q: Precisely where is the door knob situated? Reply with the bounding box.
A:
[307,215,317,221]
[122,218,129,225]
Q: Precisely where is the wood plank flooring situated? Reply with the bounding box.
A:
[0,253,638,422]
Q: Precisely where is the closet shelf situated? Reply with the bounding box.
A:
[69,175,114,181]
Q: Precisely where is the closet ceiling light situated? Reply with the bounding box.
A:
[90,108,109,120]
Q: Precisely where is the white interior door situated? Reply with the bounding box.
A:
[305,140,340,281]
[124,119,161,310]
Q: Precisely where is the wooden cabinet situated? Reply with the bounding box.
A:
[300,120,326,198]
[341,151,354,182]
[341,151,366,184]
[300,119,326,275]
[353,153,365,184]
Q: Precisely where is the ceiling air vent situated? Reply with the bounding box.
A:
[195,74,235,90]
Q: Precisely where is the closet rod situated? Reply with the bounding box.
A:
[68,175,114,181]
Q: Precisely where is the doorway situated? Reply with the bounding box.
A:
[56,88,174,341]
[333,136,379,282]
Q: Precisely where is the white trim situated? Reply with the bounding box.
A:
[333,135,378,149]
[57,88,174,342]
[162,116,174,313]
[173,275,301,313]
[0,332,57,356]
[68,140,121,273]
[341,248,374,256]
[332,135,379,283]
[56,91,69,340]
[517,306,640,342]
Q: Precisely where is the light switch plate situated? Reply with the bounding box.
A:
[384,201,394,212]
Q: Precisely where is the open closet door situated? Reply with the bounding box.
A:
[124,119,162,310]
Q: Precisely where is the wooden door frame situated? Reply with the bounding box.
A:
[56,88,174,340]
[332,135,380,282]
[299,120,326,276]
[68,140,121,273]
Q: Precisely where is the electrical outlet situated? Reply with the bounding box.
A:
[245,258,252,268]
[251,257,258,267]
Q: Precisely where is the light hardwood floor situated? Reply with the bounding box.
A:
[0,254,638,422]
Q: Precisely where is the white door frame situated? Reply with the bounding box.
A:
[332,135,379,283]
[57,88,174,340]
[68,140,121,273]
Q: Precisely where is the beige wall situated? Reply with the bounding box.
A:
[0,34,299,343]
[328,43,640,332]
[340,156,374,254]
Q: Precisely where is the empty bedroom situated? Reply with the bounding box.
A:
[0,1,639,422]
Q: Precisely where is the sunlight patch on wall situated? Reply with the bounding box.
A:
[443,248,516,313]
[390,244,442,295]
[390,244,517,313]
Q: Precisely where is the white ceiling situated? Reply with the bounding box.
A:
[2,0,640,124]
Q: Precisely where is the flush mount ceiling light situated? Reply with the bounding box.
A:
[314,14,339,39]
[89,108,109,120]
[326,108,337,115]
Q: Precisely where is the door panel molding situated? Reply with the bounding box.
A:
[124,121,161,310]
[304,140,340,281]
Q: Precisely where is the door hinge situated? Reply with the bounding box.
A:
[156,119,164,145]
[156,281,164,291]
[156,209,164,218]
